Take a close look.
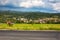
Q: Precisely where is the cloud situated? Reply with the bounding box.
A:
[0,0,9,5]
[51,2,60,12]
[20,1,32,8]
[20,0,45,8]
[0,0,21,8]
[0,0,60,13]
[43,0,60,12]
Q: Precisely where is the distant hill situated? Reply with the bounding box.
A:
[0,11,60,19]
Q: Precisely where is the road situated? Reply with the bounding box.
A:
[0,30,60,40]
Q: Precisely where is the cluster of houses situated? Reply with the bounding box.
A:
[13,17,60,24]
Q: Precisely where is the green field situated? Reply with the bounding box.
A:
[0,24,60,30]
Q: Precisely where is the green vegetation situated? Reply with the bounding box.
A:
[0,11,60,24]
[0,24,60,30]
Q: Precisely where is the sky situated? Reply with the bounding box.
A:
[0,0,60,13]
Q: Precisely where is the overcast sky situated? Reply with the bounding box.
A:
[0,0,60,13]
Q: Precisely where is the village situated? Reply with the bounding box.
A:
[12,17,60,24]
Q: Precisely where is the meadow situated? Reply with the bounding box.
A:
[0,23,60,30]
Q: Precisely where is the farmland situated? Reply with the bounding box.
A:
[0,24,60,30]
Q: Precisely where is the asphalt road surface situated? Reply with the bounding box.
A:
[0,30,60,40]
